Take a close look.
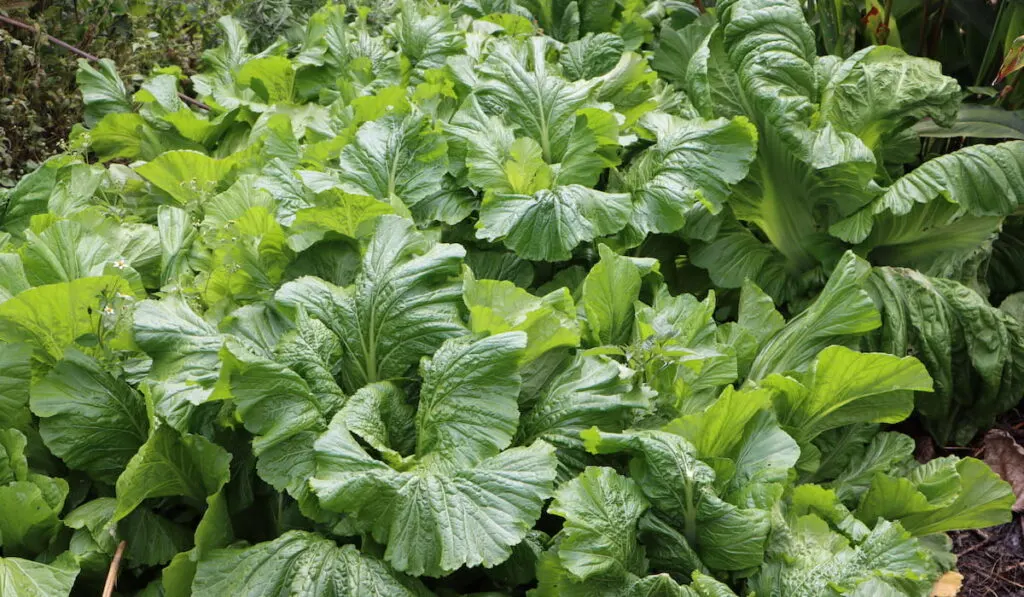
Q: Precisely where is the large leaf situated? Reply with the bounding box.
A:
[30,351,149,484]
[583,429,772,571]
[192,531,423,596]
[276,216,466,391]
[221,312,345,509]
[866,267,1024,444]
[0,554,78,597]
[477,184,631,262]
[546,467,649,581]
[336,115,449,208]
[133,296,225,429]
[763,346,932,445]
[312,333,558,577]
[621,112,757,238]
[0,276,132,363]
[114,425,231,520]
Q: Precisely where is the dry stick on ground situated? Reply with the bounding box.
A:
[0,14,210,111]
[102,540,128,597]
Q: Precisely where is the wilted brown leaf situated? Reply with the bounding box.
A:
[929,571,963,597]
[983,429,1024,512]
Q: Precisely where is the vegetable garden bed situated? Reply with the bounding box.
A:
[1,0,1024,595]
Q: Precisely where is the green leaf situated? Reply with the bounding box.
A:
[222,314,346,506]
[473,39,596,173]
[818,46,960,150]
[547,467,649,580]
[0,477,68,555]
[764,346,932,444]
[236,56,295,103]
[828,431,916,504]
[114,425,231,520]
[338,381,415,464]
[20,220,111,285]
[192,531,424,596]
[896,458,1015,536]
[748,251,881,380]
[313,419,557,576]
[77,58,132,127]
[277,216,466,391]
[133,296,225,429]
[583,429,771,571]
[832,142,1024,269]
[914,105,1024,140]
[136,150,235,204]
[0,345,32,433]
[0,553,78,597]
[622,113,757,237]
[866,267,1024,444]
[750,519,935,596]
[464,269,581,363]
[30,351,149,484]
[517,353,650,474]
[477,185,632,261]
[121,508,194,566]
[415,332,526,465]
[336,115,448,208]
[581,244,656,346]
[0,276,132,363]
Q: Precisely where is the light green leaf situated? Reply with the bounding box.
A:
[0,276,131,363]
[0,477,68,555]
[337,115,448,208]
[136,150,235,204]
[464,269,580,363]
[313,419,557,577]
[765,346,932,444]
[581,244,656,347]
[339,381,415,464]
[0,553,78,597]
[898,458,1015,536]
[748,251,881,380]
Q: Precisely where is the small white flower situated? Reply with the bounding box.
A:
[112,258,128,270]
[103,306,116,315]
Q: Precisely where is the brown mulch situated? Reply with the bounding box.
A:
[939,409,1024,597]
[952,518,1024,597]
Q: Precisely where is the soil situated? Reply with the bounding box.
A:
[953,518,1024,597]
[945,409,1024,597]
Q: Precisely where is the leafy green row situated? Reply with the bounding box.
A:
[0,0,1019,594]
